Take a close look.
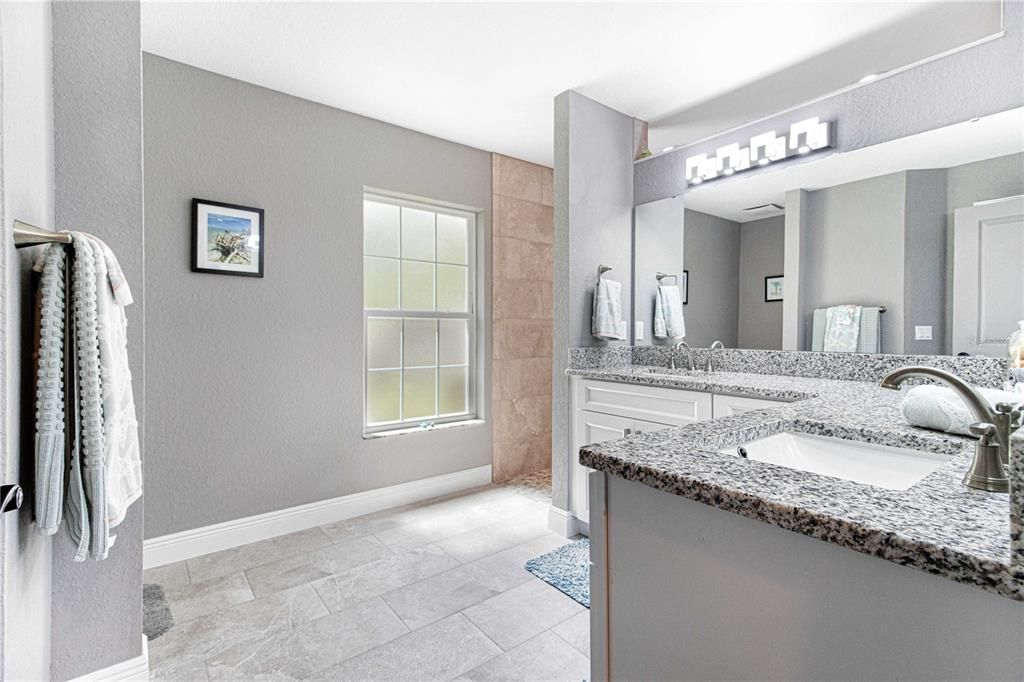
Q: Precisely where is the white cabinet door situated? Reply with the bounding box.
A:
[572,411,635,527]
[712,393,786,417]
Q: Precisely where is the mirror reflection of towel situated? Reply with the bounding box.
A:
[823,305,862,352]
[654,285,685,340]
[592,279,627,341]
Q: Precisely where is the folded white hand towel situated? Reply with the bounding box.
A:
[654,285,685,340]
[901,384,1022,436]
[592,278,626,341]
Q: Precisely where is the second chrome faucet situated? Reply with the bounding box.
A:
[669,340,725,372]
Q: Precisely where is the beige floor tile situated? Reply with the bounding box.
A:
[205,596,408,680]
[164,572,254,624]
[243,534,392,597]
[382,553,533,630]
[311,544,459,613]
[455,630,590,681]
[498,532,574,566]
[463,580,585,651]
[307,613,501,682]
[186,528,332,583]
[149,656,210,682]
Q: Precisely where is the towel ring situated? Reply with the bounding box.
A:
[655,272,677,283]
[598,264,612,280]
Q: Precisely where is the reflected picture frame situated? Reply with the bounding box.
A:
[191,198,265,277]
[765,274,784,302]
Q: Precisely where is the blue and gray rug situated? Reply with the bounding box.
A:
[525,538,590,608]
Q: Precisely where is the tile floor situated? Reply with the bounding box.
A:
[145,476,589,681]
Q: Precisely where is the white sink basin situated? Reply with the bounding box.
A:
[720,432,950,490]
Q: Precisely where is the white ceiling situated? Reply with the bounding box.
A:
[139,1,995,167]
[683,107,1024,223]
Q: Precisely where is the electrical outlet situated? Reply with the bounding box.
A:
[915,325,933,341]
[635,321,644,341]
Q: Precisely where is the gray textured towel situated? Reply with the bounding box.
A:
[34,246,66,536]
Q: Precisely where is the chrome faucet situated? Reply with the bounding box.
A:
[670,341,694,371]
[705,340,724,372]
[880,366,1018,493]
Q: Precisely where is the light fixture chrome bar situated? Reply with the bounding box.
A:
[13,220,72,248]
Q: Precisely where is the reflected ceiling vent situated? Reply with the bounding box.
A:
[741,203,784,218]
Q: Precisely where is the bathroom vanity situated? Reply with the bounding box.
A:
[573,355,1024,680]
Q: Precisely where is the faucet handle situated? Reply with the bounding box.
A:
[969,422,998,443]
[995,402,1023,429]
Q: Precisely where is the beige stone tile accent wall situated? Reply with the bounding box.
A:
[491,154,554,483]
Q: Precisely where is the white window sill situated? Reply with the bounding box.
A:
[363,418,486,440]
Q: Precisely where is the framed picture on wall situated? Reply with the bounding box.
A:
[765,275,784,302]
[680,270,689,304]
[192,198,265,277]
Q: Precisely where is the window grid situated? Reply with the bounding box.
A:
[363,193,477,432]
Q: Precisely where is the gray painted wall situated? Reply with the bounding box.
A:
[633,196,684,346]
[635,1,1024,205]
[737,216,785,350]
[50,2,145,679]
[904,170,947,356]
[551,90,636,512]
[681,210,739,348]
[802,173,907,352]
[0,2,55,679]
[143,55,493,538]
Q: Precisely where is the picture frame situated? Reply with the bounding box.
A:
[191,198,265,277]
[765,274,784,302]
[680,270,689,304]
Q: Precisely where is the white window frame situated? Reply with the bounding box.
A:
[363,191,479,435]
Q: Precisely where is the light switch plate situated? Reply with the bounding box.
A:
[635,321,644,341]
[915,325,933,341]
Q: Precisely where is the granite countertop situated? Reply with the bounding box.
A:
[571,365,1024,601]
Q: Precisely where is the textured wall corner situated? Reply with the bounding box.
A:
[491,154,554,483]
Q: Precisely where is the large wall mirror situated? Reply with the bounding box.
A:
[635,106,1024,358]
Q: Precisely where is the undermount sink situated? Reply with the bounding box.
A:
[720,432,950,490]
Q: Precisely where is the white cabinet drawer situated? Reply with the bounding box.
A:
[577,379,712,426]
[712,393,787,417]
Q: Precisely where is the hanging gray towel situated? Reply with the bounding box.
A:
[34,246,66,536]
[857,306,882,353]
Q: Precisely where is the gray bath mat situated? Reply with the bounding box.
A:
[143,583,174,640]
[525,538,590,608]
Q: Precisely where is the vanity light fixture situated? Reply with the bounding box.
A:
[683,117,833,186]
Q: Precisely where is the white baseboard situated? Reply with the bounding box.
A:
[548,505,587,538]
[69,636,148,682]
[144,465,493,569]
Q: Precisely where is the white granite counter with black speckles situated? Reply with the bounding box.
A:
[571,364,1024,601]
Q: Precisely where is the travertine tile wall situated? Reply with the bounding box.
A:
[492,154,554,482]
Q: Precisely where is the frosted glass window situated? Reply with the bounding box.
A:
[367,318,402,369]
[364,257,399,309]
[403,368,436,419]
[363,193,477,432]
[437,214,468,264]
[436,265,468,312]
[403,319,437,367]
[366,371,401,424]
[438,367,467,415]
[402,207,435,261]
[364,201,400,257]
[438,319,468,366]
[402,261,435,310]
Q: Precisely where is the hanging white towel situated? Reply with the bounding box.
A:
[592,278,627,341]
[654,285,685,340]
[823,305,862,352]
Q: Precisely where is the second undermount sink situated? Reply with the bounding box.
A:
[720,432,951,490]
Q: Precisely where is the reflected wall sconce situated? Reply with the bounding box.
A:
[683,117,833,186]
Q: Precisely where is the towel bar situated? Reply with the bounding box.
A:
[655,272,677,282]
[13,220,72,248]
